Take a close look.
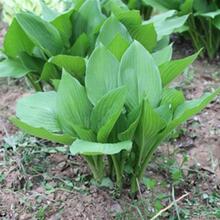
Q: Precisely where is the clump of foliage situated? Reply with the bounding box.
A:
[10,14,220,193]
[1,0,68,23]
[0,0,187,91]
[143,0,220,59]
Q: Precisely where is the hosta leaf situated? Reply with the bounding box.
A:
[118,104,142,141]
[114,9,142,27]
[10,117,74,145]
[213,15,220,30]
[102,0,128,16]
[165,88,220,134]
[155,104,173,123]
[69,33,90,57]
[57,71,92,136]
[142,0,179,11]
[96,16,132,47]
[73,0,105,44]
[91,87,127,142]
[155,15,188,40]
[119,41,162,110]
[136,99,166,161]
[196,10,220,19]
[0,59,30,78]
[86,45,119,105]
[51,9,75,46]
[40,0,58,21]
[161,88,185,111]
[148,10,176,23]
[160,50,200,86]
[3,18,34,58]
[107,33,130,60]
[179,0,193,15]
[128,23,157,52]
[49,55,85,82]
[70,139,132,155]
[152,44,173,66]
[40,62,59,81]
[19,52,44,73]
[16,12,63,56]
[16,92,60,132]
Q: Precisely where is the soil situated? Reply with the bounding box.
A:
[0,27,220,219]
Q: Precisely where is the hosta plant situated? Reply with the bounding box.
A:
[11,39,220,194]
[1,0,69,23]
[143,0,220,59]
[0,0,188,91]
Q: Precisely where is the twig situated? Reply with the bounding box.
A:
[150,192,189,220]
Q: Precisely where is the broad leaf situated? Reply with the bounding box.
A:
[118,104,142,141]
[16,12,63,56]
[128,23,157,52]
[161,88,185,111]
[0,59,30,78]
[160,50,200,86]
[57,71,92,136]
[96,16,132,47]
[10,117,74,145]
[91,87,127,142]
[107,33,130,60]
[135,99,166,162]
[152,44,173,65]
[16,92,60,132]
[40,62,59,81]
[72,0,105,44]
[49,55,85,81]
[119,41,162,110]
[164,88,220,134]
[86,45,119,105]
[70,139,132,155]
[51,9,75,46]
[69,33,90,57]
[3,18,34,58]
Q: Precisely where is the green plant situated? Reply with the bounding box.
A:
[143,0,220,59]
[0,0,188,91]
[1,0,69,23]
[10,27,220,194]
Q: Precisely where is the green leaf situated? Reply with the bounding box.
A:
[179,0,194,15]
[69,33,90,57]
[128,23,157,52]
[91,87,127,142]
[10,117,74,145]
[57,71,92,136]
[118,104,142,141]
[119,41,162,110]
[160,50,200,86]
[0,59,30,78]
[142,0,179,11]
[19,52,44,73]
[107,33,130,60]
[51,9,75,46]
[213,15,220,30]
[136,99,166,161]
[16,12,63,56]
[96,16,132,47]
[161,88,185,111]
[49,55,85,82]
[70,139,132,155]
[170,89,220,131]
[86,45,119,105]
[16,91,60,132]
[3,18,34,58]
[152,44,173,66]
[155,15,188,40]
[40,62,59,82]
[197,10,220,19]
[73,0,105,44]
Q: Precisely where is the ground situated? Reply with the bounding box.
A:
[0,28,220,219]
